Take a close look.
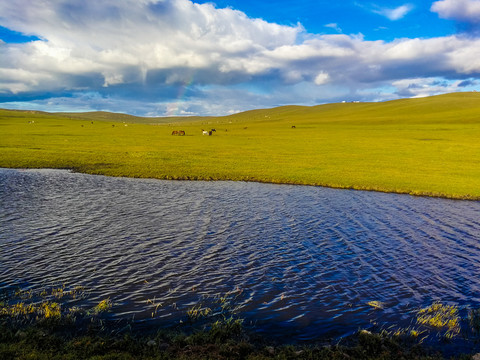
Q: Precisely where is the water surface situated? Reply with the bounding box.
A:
[1,168,480,345]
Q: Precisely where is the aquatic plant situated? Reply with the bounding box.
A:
[91,299,113,314]
[367,300,384,310]
[146,297,163,318]
[41,302,62,318]
[377,324,427,343]
[50,285,86,299]
[11,285,87,302]
[416,302,461,338]
[0,285,91,326]
[0,302,36,317]
[187,304,212,321]
[14,288,33,300]
[0,301,61,319]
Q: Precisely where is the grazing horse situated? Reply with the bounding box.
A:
[202,129,212,136]
[172,130,179,135]
[178,130,185,136]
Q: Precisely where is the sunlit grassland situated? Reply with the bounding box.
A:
[1,92,480,199]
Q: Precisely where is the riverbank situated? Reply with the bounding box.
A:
[0,291,471,360]
[1,92,479,200]
[1,322,462,360]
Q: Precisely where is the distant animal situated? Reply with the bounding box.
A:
[211,128,216,132]
[172,130,185,136]
[202,129,212,136]
[291,125,296,129]
[172,130,179,135]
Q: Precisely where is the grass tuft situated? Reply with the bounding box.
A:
[416,303,461,338]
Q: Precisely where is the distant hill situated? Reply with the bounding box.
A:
[2,91,480,125]
[55,111,212,124]
[221,91,480,125]
[0,108,211,124]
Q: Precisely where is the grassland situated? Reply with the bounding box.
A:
[1,92,480,199]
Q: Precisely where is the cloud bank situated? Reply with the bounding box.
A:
[0,0,480,115]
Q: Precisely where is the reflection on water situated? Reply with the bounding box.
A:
[1,168,480,343]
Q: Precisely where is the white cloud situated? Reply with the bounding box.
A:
[325,23,342,33]
[0,0,301,91]
[431,0,480,23]
[314,72,330,85]
[373,4,414,21]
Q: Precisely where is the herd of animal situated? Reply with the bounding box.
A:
[171,129,216,136]
[202,128,216,136]
[171,127,296,136]
[171,130,186,136]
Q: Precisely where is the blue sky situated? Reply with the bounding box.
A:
[195,0,456,40]
[1,0,480,116]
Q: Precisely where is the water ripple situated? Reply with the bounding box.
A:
[1,168,480,342]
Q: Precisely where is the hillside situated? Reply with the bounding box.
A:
[3,91,480,125]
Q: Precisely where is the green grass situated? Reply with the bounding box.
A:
[1,92,480,199]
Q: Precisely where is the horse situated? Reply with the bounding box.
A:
[202,129,212,136]
[172,130,179,135]
[178,130,185,136]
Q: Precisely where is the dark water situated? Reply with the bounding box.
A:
[1,168,480,347]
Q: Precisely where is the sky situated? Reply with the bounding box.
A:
[1,0,480,116]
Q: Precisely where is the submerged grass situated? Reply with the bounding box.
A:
[417,303,461,339]
[1,92,480,199]
[2,287,480,359]
[0,300,460,359]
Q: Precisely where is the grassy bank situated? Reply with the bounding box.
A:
[1,323,457,360]
[1,92,480,199]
